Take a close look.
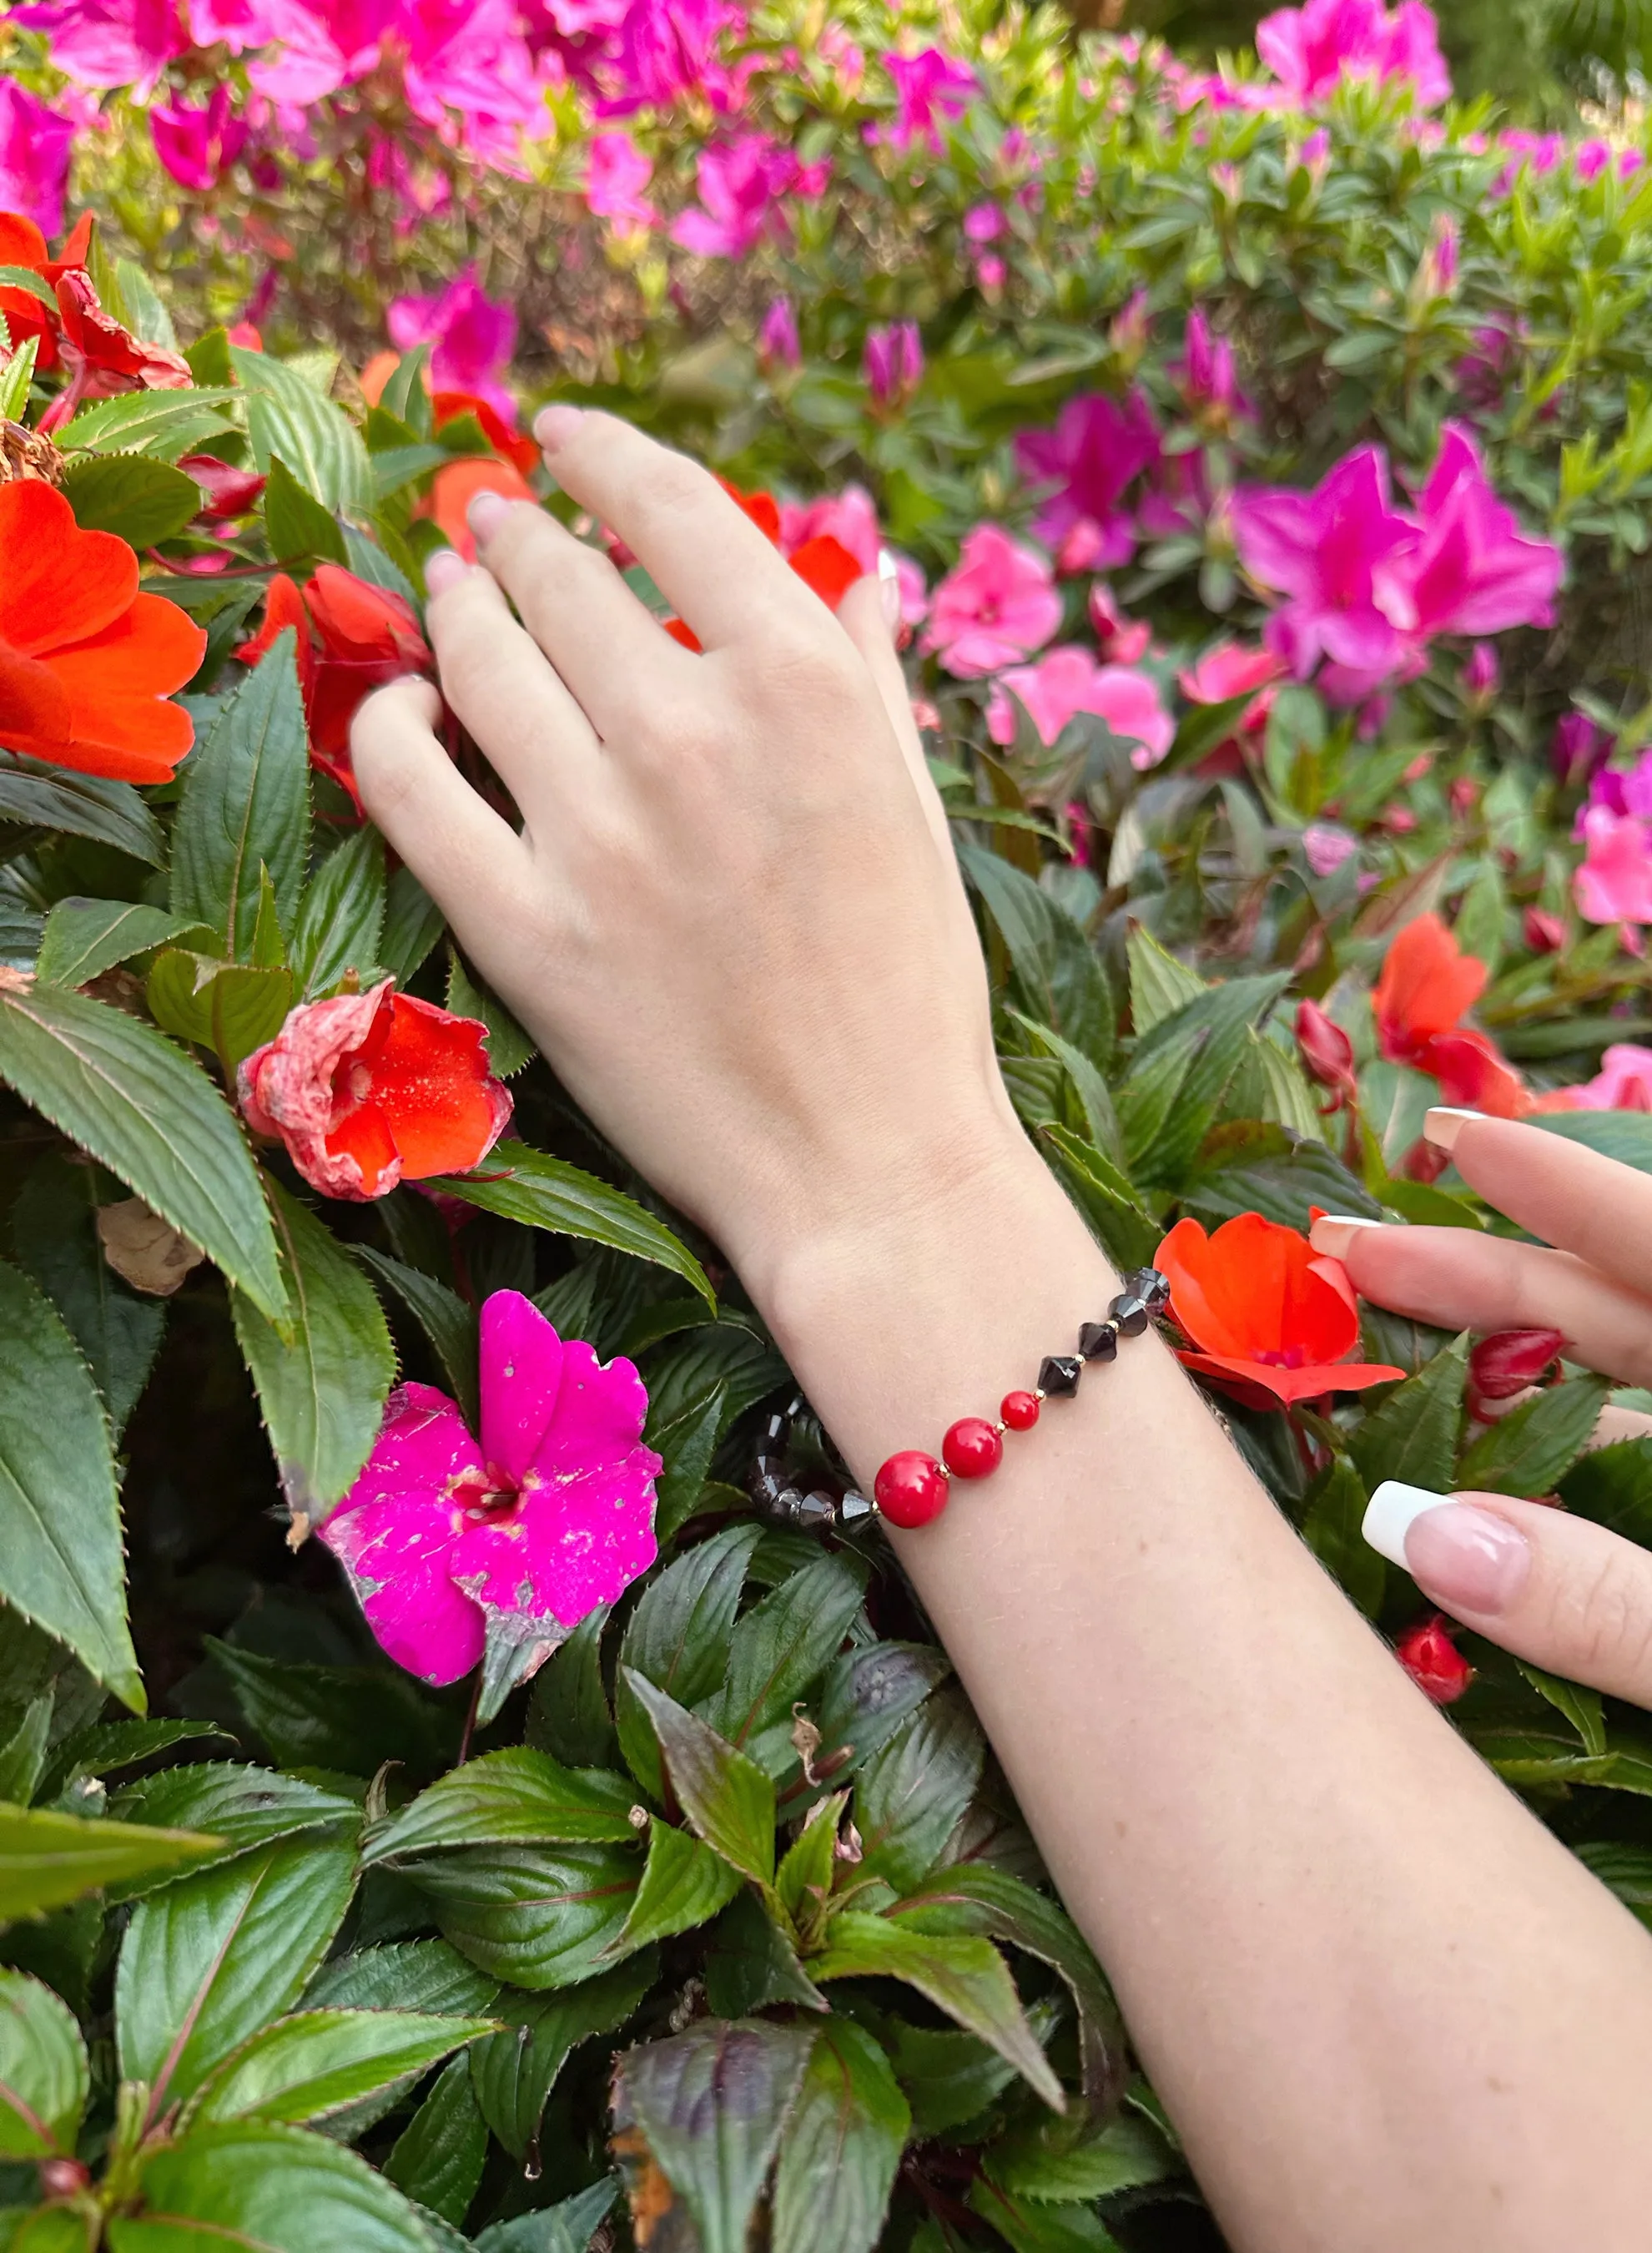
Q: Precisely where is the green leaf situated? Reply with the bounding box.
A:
[1517,1663,1607,1757]
[0,1971,88,2157]
[810,1913,1062,2111]
[38,1720,225,1801]
[206,1643,453,1777]
[0,269,58,309]
[469,1953,656,2161]
[0,1699,53,1807]
[169,638,310,962]
[108,1765,359,1893]
[112,2121,440,2252]
[1529,1112,1652,1172]
[621,1672,774,1886]
[888,2019,1022,2136]
[703,1890,826,2017]
[1300,1457,1383,1617]
[380,347,432,433]
[381,868,444,985]
[1574,1842,1652,1928]
[12,1154,165,1439]
[36,902,208,990]
[59,456,202,547]
[968,2175,1126,2252]
[354,1248,477,1427]
[146,951,293,1076]
[1457,1373,1613,1497]
[384,2055,487,2228]
[612,1820,743,1953]
[1126,925,1206,1034]
[472,2182,616,2253]
[402,1842,640,1991]
[232,348,372,512]
[616,1523,762,1798]
[700,1555,867,1762]
[290,829,387,999]
[446,952,535,1078]
[57,390,238,460]
[1560,1438,1652,1545]
[0,976,285,1319]
[526,1608,616,1772]
[774,1797,840,1932]
[305,1942,498,2019]
[810,1642,953,1787]
[1117,974,1294,1191]
[264,456,349,568]
[0,753,164,865]
[363,1750,639,1863]
[429,1144,714,1310]
[0,336,39,422]
[612,2020,816,2253]
[958,844,1114,1066]
[985,2109,1175,2203]
[229,1182,395,1524]
[115,1836,359,2113]
[0,1257,142,1708]
[0,1802,219,1924]
[1349,1334,1468,1497]
[771,2020,908,2253]
[190,2009,496,2128]
[854,1691,983,1894]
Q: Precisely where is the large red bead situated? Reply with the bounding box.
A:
[874,1450,950,1528]
[943,1417,1004,1479]
[1000,1390,1040,1431]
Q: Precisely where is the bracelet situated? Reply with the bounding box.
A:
[872,1266,1171,1529]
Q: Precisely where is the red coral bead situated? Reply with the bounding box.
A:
[874,1451,950,1528]
[943,1418,1004,1479]
[1000,1390,1040,1431]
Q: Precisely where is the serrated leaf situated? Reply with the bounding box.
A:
[1038,1125,1161,1272]
[108,1765,360,1894]
[232,347,371,512]
[190,2009,496,2128]
[617,1524,762,1798]
[1457,1373,1612,1497]
[809,1641,953,1787]
[985,2108,1175,2204]
[0,1257,142,1708]
[430,1144,713,1309]
[229,1182,395,1525]
[771,2019,908,2253]
[363,1749,638,1863]
[353,1247,477,1426]
[470,1953,656,2161]
[12,1152,165,1439]
[59,455,203,547]
[36,901,208,990]
[112,2120,440,2252]
[0,335,39,421]
[38,1720,226,1801]
[0,1802,219,1924]
[622,1672,774,1885]
[612,1820,743,1954]
[146,951,293,1075]
[473,2181,617,2253]
[526,1607,616,1771]
[169,638,310,962]
[116,1835,359,2113]
[305,1941,498,2019]
[0,1696,58,1805]
[385,2054,486,2228]
[1118,973,1294,1190]
[402,1841,641,1991]
[1126,925,1206,1033]
[290,828,386,999]
[0,1970,88,2156]
[264,455,349,568]
[446,951,535,1077]
[1560,1437,1652,1544]
[1349,1334,1468,1495]
[854,1691,983,1894]
[206,1642,453,1778]
[381,866,444,985]
[700,1555,866,1763]
[0,980,286,1321]
[1517,1663,1607,1756]
[1300,1456,1383,1616]
[703,1889,827,2017]
[959,843,1114,1066]
[0,753,164,864]
[57,388,239,459]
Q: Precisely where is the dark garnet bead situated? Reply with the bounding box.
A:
[1038,1354,1083,1398]
[1079,1319,1118,1362]
[1128,1267,1171,1314]
[874,1450,950,1528]
[944,1417,1004,1479]
[1001,1389,1041,1430]
[1110,1293,1151,1338]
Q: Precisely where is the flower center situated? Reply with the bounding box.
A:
[1252,1345,1308,1369]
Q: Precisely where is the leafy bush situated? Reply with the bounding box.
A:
[8,6,1652,2250]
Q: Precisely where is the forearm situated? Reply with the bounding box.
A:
[762,1139,1652,2253]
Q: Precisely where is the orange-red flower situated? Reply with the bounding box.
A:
[426,455,537,562]
[661,481,864,649]
[1155,1212,1404,1408]
[1372,911,1530,1119]
[0,209,91,374]
[239,980,513,1202]
[239,566,431,804]
[0,481,205,784]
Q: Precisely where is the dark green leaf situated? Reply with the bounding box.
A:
[264,456,349,568]
[364,1750,639,1862]
[354,1248,477,1428]
[810,1642,952,1787]
[855,1692,983,1894]
[959,844,1114,1067]
[431,1145,713,1308]
[1300,1457,1383,1617]
[57,389,238,460]
[290,829,387,999]
[113,2120,439,2251]
[1186,1137,1387,1232]
[771,2020,908,2253]
[305,1943,498,2019]
[446,952,535,1078]
[1574,1842,1652,1928]
[1117,974,1293,1190]
[968,2175,1125,2252]
[381,868,444,985]
[621,1672,774,1885]
[0,1802,219,1924]
[612,1820,743,1953]
[0,1971,87,2156]
[986,2109,1176,2203]
[35,902,207,990]
[526,1609,615,1772]
[651,1384,728,1544]
[642,1323,784,1432]
[703,1890,826,2016]
[60,456,203,547]
[12,1154,165,1440]
[405,1842,640,1989]
[888,2019,1021,2136]
[1457,1373,1613,1497]
[0,1700,51,1807]
[1560,1438,1652,1545]
[700,1555,867,1764]
[38,1720,226,1801]
[616,1525,762,1797]
[385,2054,486,2228]
[109,1765,360,1894]
[472,2181,616,2253]
[470,1953,656,2161]
[191,2009,496,2128]
[170,639,310,962]
[206,1643,454,1777]
[1349,1334,1468,1497]
[0,754,164,865]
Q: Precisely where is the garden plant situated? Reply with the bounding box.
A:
[8,0,1652,2246]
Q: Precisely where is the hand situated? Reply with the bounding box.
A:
[351,408,1027,1309]
[1312,1110,1652,1705]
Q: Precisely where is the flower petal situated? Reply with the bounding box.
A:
[479,1289,564,1490]
[1176,1351,1405,1406]
[0,482,139,655]
[366,992,515,1180]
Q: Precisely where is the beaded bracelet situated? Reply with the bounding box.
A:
[872,1266,1171,1529]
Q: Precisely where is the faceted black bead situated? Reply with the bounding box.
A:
[841,1490,874,1522]
[1078,1320,1118,1363]
[1110,1293,1151,1338]
[796,1490,838,1530]
[1127,1267,1171,1315]
[1038,1353,1083,1398]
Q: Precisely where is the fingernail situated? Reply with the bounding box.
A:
[1363,1481,1534,1612]
[1423,1106,1483,1152]
[1308,1214,1384,1259]
[424,547,467,596]
[534,404,584,451]
[878,547,901,633]
[466,491,512,541]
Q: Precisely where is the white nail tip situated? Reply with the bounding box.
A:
[1319,1214,1382,1228]
[1362,1479,1451,1568]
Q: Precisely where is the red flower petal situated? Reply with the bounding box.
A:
[1176,1351,1406,1407]
[1372,911,1488,1059]
[0,644,73,759]
[426,456,535,562]
[788,532,864,610]
[0,483,139,654]
[362,993,514,1180]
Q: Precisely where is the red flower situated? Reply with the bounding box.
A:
[425,455,536,562]
[0,481,205,784]
[36,269,193,432]
[1523,907,1567,955]
[1294,997,1357,1111]
[179,454,268,522]
[238,566,431,804]
[1467,1327,1565,1421]
[1372,912,1528,1119]
[239,980,513,1202]
[661,485,865,648]
[0,209,91,374]
[1395,1615,1474,1705]
[1154,1212,1405,1409]
[433,389,540,476]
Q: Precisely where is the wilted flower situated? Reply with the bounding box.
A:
[922,525,1062,678]
[320,1291,659,1687]
[1395,1615,1474,1704]
[1015,390,1160,574]
[1154,1212,1404,1408]
[38,269,193,431]
[179,454,268,526]
[1575,807,1652,929]
[864,320,924,411]
[1295,998,1357,1110]
[986,647,1174,766]
[874,47,976,155]
[0,83,75,236]
[758,296,802,374]
[0,481,205,784]
[239,567,432,803]
[239,980,513,1202]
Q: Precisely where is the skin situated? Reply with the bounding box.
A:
[353,411,1652,2253]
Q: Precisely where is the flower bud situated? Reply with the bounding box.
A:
[1468,1326,1565,1409]
[1462,642,1500,702]
[758,297,801,375]
[1294,998,1357,1111]
[1448,777,1479,819]
[1396,1615,1474,1705]
[1523,906,1566,953]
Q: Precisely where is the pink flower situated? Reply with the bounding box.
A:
[13,0,188,95]
[757,295,800,373]
[671,132,822,260]
[1234,446,1416,683]
[1415,211,1458,299]
[585,129,654,229]
[1462,642,1500,700]
[1170,308,1252,430]
[1303,822,1359,876]
[189,0,280,48]
[1554,711,1613,786]
[965,200,1005,243]
[779,485,879,573]
[1381,421,1562,642]
[864,320,924,410]
[320,1291,660,1687]
[1256,0,1449,106]
[1564,1043,1652,1111]
[1088,583,1151,663]
[874,47,976,154]
[1181,640,1288,707]
[922,524,1061,678]
[1575,807,1652,927]
[1376,1,1451,103]
[388,266,517,425]
[1014,390,1160,573]
[150,86,249,192]
[986,646,1175,768]
[0,83,75,235]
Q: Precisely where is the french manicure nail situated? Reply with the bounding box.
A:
[466,491,511,540]
[1423,1106,1483,1152]
[878,547,902,634]
[1308,1214,1383,1259]
[424,547,467,596]
[1363,1481,1533,1613]
[534,403,584,451]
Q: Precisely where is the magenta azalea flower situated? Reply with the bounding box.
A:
[757,297,802,374]
[0,83,75,235]
[923,524,1061,678]
[13,0,189,95]
[150,85,249,191]
[671,132,823,260]
[1575,808,1652,928]
[1014,391,1160,574]
[585,129,655,229]
[1169,310,1252,430]
[320,1291,661,1690]
[1234,446,1416,683]
[864,320,924,411]
[1383,422,1564,642]
[389,266,518,423]
[987,646,1175,768]
[1256,0,1449,108]
[873,47,976,155]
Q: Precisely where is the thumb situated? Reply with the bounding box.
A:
[1365,1481,1652,1707]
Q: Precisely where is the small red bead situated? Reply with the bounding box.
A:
[943,1417,1005,1479]
[874,1450,950,1528]
[1000,1390,1040,1431]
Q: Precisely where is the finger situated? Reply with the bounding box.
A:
[1424,1107,1652,1308]
[1365,1480,1652,1708]
[423,555,600,830]
[835,565,954,862]
[351,680,533,955]
[533,406,825,651]
[1308,1216,1652,1390]
[464,492,697,740]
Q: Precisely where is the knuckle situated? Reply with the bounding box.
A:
[1563,1551,1652,1684]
